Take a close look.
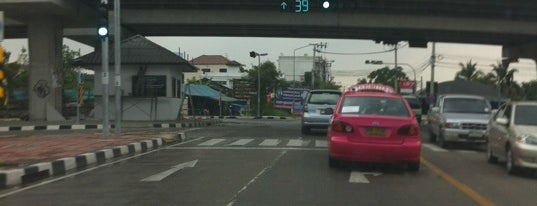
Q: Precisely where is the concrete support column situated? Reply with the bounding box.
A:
[503,42,537,77]
[28,16,65,121]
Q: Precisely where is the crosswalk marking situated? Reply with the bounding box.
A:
[315,140,328,147]
[287,139,309,147]
[198,139,226,146]
[422,143,448,152]
[228,139,254,146]
[259,139,281,146]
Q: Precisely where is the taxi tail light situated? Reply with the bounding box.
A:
[398,125,420,136]
[331,121,353,133]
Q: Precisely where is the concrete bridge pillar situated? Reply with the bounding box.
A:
[503,42,537,78]
[27,16,65,121]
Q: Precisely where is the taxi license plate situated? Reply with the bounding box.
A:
[366,127,386,137]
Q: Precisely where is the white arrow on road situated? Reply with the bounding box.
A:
[349,171,382,183]
[141,160,198,182]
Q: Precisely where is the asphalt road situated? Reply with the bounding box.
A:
[1,119,536,206]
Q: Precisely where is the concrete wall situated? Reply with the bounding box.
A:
[93,65,183,97]
[94,96,181,121]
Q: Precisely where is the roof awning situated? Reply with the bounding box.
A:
[184,84,239,102]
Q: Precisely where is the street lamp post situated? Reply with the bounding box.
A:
[250,51,268,118]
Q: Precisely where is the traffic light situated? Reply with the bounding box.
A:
[97,0,109,39]
[249,51,256,58]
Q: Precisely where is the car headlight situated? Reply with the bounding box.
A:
[517,134,537,145]
[444,122,461,128]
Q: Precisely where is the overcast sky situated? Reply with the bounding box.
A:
[2,37,536,87]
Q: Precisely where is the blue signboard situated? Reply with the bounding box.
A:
[274,87,309,110]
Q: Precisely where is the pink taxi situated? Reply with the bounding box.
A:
[327,84,421,171]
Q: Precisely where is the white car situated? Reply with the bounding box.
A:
[486,101,537,174]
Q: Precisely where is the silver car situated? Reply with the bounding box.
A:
[486,101,537,174]
[428,94,492,148]
[301,90,342,134]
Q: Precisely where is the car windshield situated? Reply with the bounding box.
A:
[308,92,341,105]
[404,97,421,109]
[340,96,409,117]
[443,98,490,114]
[514,105,537,126]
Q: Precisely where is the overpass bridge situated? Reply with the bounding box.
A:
[1,0,537,120]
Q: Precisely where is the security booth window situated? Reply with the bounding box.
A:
[132,75,167,97]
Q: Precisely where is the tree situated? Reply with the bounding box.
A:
[455,61,484,81]
[367,66,408,87]
[475,72,497,85]
[491,62,518,98]
[62,45,81,89]
[357,78,368,84]
[520,80,537,100]
[246,61,283,108]
[2,48,29,109]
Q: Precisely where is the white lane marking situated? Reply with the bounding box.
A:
[349,171,382,184]
[198,139,226,146]
[0,136,206,199]
[315,140,328,147]
[166,147,326,151]
[226,150,288,206]
[259,139,280,146]
[228,139,254,146]
[140,160,198,182]
[422,143,449,152]
[287,139,305,147]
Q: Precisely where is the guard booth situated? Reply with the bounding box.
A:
[75,35,197,121]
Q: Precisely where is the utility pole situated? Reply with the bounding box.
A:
[430,42,436,105]
[114,0,121,134]
[97,0,110,138]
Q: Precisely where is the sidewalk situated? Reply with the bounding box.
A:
[0,118,220,189]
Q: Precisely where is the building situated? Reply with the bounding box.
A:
[187,55,245,89]
[277,55,333,83]
[76,35,197,121]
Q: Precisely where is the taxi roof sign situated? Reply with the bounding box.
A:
[347,83,395,94]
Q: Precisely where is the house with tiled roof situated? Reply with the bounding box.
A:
[187,55,246,89]
[75,35,197,121]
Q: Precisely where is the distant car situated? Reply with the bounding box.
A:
[403,95,423,124]
[486,101,537,174]
[427,94,492,148]
[301,89,342,134]
[327,84,421,171]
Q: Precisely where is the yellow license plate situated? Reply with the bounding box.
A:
[366,127,386,137]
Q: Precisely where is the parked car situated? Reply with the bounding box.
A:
[327,84,421,171]
[301,89,342,134]
[486,101,537,174]
[427,94,492,148]
[403,95,423,124]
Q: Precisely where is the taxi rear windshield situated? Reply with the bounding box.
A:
[340,96,409,117]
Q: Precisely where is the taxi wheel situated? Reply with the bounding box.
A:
[506,147,520,175]
[407,162,420,172]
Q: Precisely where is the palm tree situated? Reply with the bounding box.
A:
[455,61,483,81]
[491,62,518,98]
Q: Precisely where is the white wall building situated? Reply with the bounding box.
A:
[277,55,334,83]
[186,55,245,89]
[77,35,197,121]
